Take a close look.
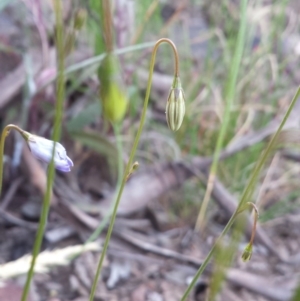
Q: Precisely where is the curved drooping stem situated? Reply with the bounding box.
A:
[0,124,29,197]
[239,202,258,246]
[88,38,180,301]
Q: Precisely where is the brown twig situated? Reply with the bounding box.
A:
[0,208,37,230]
[115,228,203,267]
[0,177,23,210]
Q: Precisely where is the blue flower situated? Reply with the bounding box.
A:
[27,135,73,172]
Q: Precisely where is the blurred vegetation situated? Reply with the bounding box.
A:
[1,0,299,226]
[1,0,300,299]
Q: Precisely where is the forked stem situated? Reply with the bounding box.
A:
[88,38,180,301]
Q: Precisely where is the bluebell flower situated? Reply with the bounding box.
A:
[27,135,73,172]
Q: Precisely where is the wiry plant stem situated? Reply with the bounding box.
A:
[88,38,180,301]
[21,0,65,300]
[181,85,300,300]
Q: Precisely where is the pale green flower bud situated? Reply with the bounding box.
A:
[166,76,185,131]
[241,243,253,262]
[98,54,127,123]
[126,161,139,181]
[74,8,87,30]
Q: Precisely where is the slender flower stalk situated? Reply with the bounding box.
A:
[89,38,182,301]
[180,85,300,301]
[21,0,66,300]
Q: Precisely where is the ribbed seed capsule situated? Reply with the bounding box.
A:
[166,76,185,131]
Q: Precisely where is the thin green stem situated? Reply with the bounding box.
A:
[195,0,248,231]
[238,88,300,211]
[85,123,124,243]
[0,125,28,197]
[88,38,180,301]
[181,85,300,301]
[21,0,65,300]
